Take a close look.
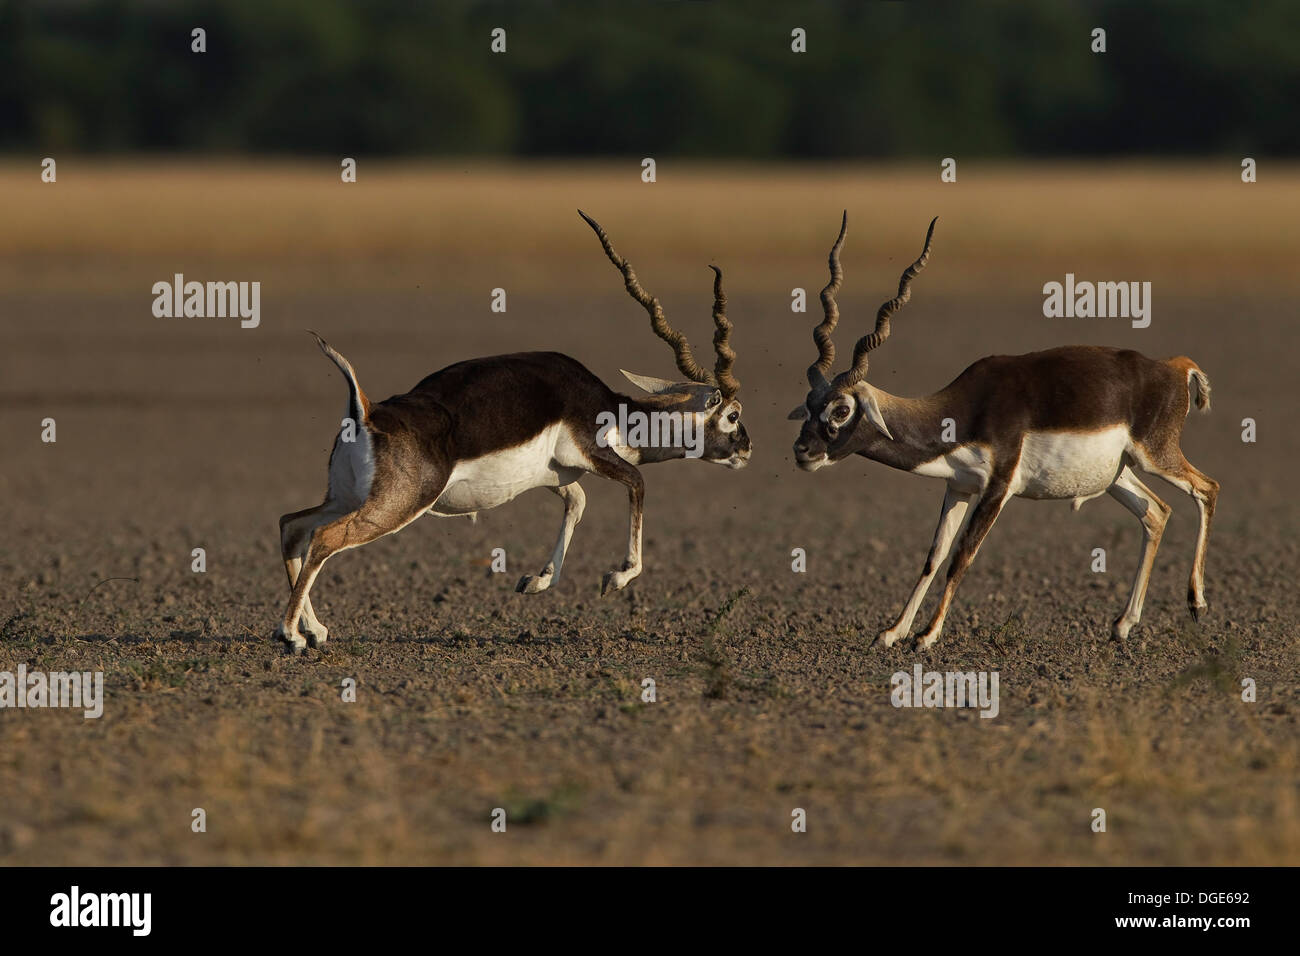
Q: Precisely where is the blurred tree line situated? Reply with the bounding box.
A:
[0,0,1295,157]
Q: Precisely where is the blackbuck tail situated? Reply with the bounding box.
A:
[309,330,371,422]
[1169,356,1211,412]
[1190,368,1212,412]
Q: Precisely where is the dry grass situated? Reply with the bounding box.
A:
[1,159,1297,294]
[1,643,1294,865]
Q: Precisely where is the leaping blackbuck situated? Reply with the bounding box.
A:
[275,212,750,654]
[790,214,1218,649]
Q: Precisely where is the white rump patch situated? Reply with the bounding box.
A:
[327,423,375,510]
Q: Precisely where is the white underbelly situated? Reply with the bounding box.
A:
[429,423,585,516]
[1012,426,1129,500]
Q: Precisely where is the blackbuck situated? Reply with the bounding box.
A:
[275,212,750,654]
[791,214,1218,649]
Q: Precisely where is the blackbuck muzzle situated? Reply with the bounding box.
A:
[274,213,749,654]
[791,213,1218,650]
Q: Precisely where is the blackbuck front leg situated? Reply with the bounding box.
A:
[590,451,645,595]
[1107,467,1171,640]
[516,483,587,594]
[878,486,971,647]
[914,477,1014,650]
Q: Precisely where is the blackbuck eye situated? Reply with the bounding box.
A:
[834,405,851,420]
[727,411,739,424]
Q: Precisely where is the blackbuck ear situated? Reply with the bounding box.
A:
[620,370,680,394]
[860,389,893,440]
[706,389,722,409]
[788,405,810,421]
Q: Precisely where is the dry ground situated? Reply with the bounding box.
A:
[0,162,1296,864]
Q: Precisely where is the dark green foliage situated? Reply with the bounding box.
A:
[1,0,1295,156]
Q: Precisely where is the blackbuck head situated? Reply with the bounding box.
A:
[790,213,937,471]
[580,210,751,469]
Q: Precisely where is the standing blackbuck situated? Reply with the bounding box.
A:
[275,212,750,654]
[790,213,1218,649]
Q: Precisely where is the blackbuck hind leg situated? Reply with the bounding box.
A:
[1107,467,1172,641]
[914,479,1014,650]
[1138,449,1219,620]
[1184,462,1218,619]
[516,482,587,594]
[589,452,645,596]
[279,503,347,647]
[878,486,971,647]
[276,488,435,655]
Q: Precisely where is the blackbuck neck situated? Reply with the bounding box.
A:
[854,386,953,473]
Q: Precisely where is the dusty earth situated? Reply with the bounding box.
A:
[0,163,1296,864]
